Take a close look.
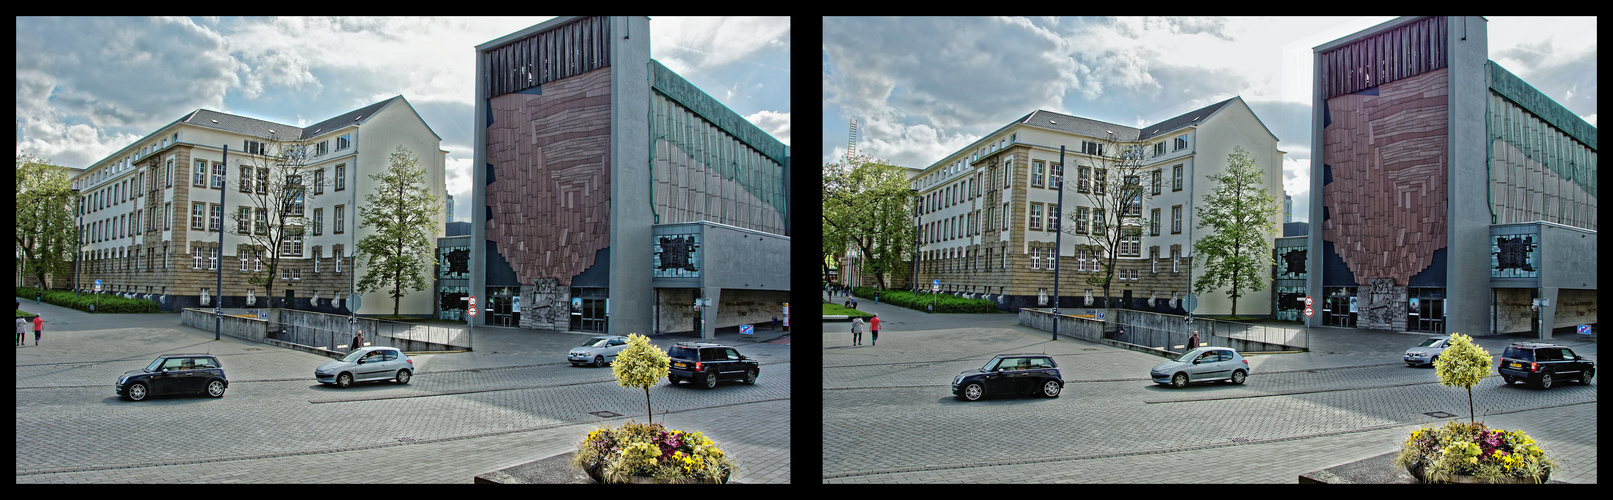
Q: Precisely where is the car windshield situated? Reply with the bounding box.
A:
[580,337,611,348]
[1174,350,1205,363]
[669,347,698,360]
[1417,338,1444,347]
[981,358,1006,371]
[145,358,165,372]
[339,350,371,362]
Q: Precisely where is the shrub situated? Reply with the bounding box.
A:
[848,287,1000,313]
[1394,421,1556,483]
[16,286,163,314]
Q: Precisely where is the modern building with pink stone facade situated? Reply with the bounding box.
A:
[1309,16,1595,338]
[472,16,790,339]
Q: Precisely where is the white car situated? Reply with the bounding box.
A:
[1403,336,1450,366]
[568,335,630,367]
[315,346,414,388]
[1150,347,1250,388]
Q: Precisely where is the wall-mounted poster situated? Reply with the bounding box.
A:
[1349,296,1359,313]
[572,297,583,315]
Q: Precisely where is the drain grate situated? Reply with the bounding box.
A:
[589,410,622,418]
[1423,411,1456,418]
[1230,437,1250,443]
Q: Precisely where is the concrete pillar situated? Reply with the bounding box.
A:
[701,286,721,340]
[1537,287,1558,340]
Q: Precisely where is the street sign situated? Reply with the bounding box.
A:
[468,296,476,309]
[932,279,940,292]
[94,279,103,292]
[1183,293,1198,313]
[1304,307,1315,318]
[348,293,362,312]
[1305,296,1313,307]
[740,325,754,336]
[468,306,478,317]
[1577,325,1591,335]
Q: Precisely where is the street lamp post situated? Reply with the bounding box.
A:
[215,145,228,341]
[1052,146,1066,341]
[72,188,82,298]
[910,188,920,294]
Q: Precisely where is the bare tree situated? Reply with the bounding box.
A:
[225,133,323,307]
[1061,134,1150,328]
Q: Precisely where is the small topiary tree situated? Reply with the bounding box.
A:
[612,333,671,424]
[1433,332,1492,424]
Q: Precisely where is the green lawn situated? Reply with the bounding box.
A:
[822,302,872,317]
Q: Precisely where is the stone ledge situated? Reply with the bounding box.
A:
[475,451,592,484]
[1298,451,1568,484]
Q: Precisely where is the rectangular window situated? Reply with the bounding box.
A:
[1077,249,1087,272]
[255,208,267,235]
[1153,142,1166,157]
[257,168,268,194]
[208,247,218,270]
[241,252,249,272]
[1122,235,1140,257]
[334,205,345,233]
[315,141,328,156]
[313,169,325,195]
[1151,208,1161,236]
[1173,164,1183,191]
[194,160,208,186]
[1092,208,1105,234]
[337,134,351,150]
[1001,202,1009,230]
[1050,162,1063,190]
[212,162,225,189]
[1030,160,1044,187]
[192,247,202,269]
[165,202,172,230]
[335,164,346,191]
[1046,204,1059,232]
[312,208,323,235]
[240,166,253,193]
[1172,248,1181,273]
[209,204,222,231]
[1081,140,1103,156]
[1029,203,1043,231]
[1174,136,1188,151]
[192,202,206,229]
[1030,248,1041,270]
[1151,170,1162,195]
[1077,166,1090,193]
[1075,207,1089,234]
[239,207,251,234]
[1172,205,1182,234]
[1093,169,1106,196]
[1151,248,1160,274]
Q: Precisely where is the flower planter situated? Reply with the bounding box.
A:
[584,461,730,484]
[1407,459,1551,484]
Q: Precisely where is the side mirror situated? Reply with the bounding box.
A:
[1192,360,1201,365]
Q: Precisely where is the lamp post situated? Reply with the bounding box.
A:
[215,145,228,341]
[910,188,920,294]
[1052,146,1066,341]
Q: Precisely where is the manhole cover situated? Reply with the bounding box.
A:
[1230,437,1250,443]
[1423,411,1456,418]
[397,437,418,443]
[589,411,622,418]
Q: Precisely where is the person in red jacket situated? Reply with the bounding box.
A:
[32,314,44,346]
[869,314,880,346]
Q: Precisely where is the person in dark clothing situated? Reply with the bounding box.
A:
[1187,330,1200,350]
[351,330,365,353]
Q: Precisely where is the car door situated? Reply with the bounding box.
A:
[1189,351,1223,380]
[1552,348,1579,380]
[719,348,745,380]
[606,337,627,362]
[357,350,389,381]
[148,358,188,395]
[980,358,1015,394]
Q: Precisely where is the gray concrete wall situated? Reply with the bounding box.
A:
[1446,15,1493,338]
[608,15,653,336]
[701,223,791,290]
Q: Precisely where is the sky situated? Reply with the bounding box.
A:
[821,16,1597,223]
[16,16,791,224]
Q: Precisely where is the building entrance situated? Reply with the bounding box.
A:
[1407,288,1446,333]
[1323,287,1357,327]
[570,287,608,333]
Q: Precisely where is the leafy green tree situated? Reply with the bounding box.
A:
[1191,146,1280,316]
[822,154,917,290]
[1434,333,1492,424]
[355,145,442,316]
[15,154,78,289]
[612,333,670,424]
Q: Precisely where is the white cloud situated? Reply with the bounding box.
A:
[745,110,791,146]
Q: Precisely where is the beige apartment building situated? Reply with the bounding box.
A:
[70,95,447,315]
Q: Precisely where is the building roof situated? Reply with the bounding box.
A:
[178,95,405,141]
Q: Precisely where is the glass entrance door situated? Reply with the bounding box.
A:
[1409,298,1445,333]
[569,288,608,333]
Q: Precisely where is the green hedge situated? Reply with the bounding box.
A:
[16,286,164,314]
[847,287,1000,314]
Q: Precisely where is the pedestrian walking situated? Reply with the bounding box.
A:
[16,316,27,346]
[36,290,42,304]
[33,314,44,346]
[869,314,880,346]
[851,317,864,346]
[351,330,365,353]
[1187,330,1200,351]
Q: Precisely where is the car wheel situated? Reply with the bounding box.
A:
[1429,356,1438,366]
[701,371,718,389]
[959,382,984,401]
[1503,376,1516,385]
[395,370,411,385]
[205,380,226,398]
[1230,370,1247,385]
[594,356,606,368]
[1041,379,1062,398]
[1171,373,1188,388]
[1538,373,1553,390]
[743,368,758,385]
[126,382,149,401]
[667,376,681,385]
[1579,369,1594,384]
[336,372,353,388]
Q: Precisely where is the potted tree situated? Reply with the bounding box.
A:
[571,334,737,483]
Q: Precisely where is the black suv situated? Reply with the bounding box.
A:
[667,342,760,389]
[1498,342,1594,389]
[116,354,229,401]
[952,354,1063,401]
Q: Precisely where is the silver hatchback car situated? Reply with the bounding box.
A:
[315,346,414,388]
[1150,347,1250,388]
[568,335,629,367]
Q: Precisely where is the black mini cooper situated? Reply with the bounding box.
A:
[952,354,1063,401]
[116,354,229,401]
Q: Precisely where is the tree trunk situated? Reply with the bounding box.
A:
[645,388,654,424]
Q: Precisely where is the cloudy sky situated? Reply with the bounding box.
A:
[16,16,791,224]
[822,16,1597,223]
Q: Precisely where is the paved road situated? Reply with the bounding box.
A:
[15,301,790,484]
[821,294,1596,484]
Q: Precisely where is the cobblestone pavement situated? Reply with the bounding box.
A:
[821,294,1596,484]
[16,301,790,483]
